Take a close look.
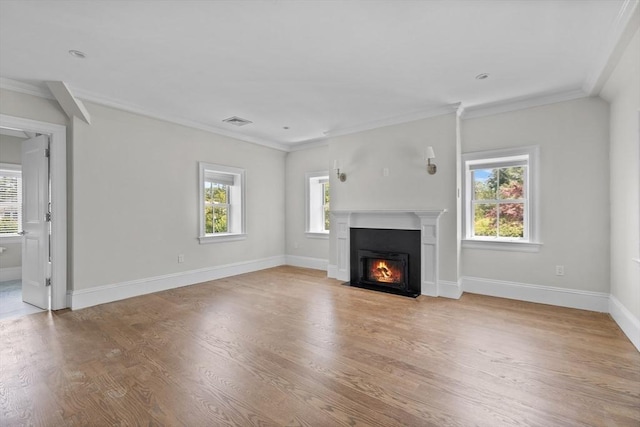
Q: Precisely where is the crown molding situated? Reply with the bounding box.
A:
[583,0,640,95]
[70,87,290,152]
[0,77,53,99]
[287,138,329,152]
[323,104,458,140]
[459,88,589,120]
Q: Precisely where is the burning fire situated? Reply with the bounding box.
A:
[370,260,402,284]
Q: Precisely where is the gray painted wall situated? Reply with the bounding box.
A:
[285,145,331,261]
[461,97,610,293]
[70,102,286,291]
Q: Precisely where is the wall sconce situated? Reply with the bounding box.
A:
[426,146,437,175]
[333,160,347,182]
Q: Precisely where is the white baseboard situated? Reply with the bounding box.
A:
[328,264,349,281]
[285,255,328,271]
[0,266,21,282]
[462,276,609,313]
[609,295,640,352]
[68,255,286,310]
[439,280,462,299]
[327,264,338,279]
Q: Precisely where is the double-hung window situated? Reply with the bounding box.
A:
[462,146,540,252]
[199,162,245,243]
[306,172,330,237]
[0,164,22,240]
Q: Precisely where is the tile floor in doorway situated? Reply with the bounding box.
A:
[0,280,45,320]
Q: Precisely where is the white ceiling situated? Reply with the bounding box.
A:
[0,0,634,150]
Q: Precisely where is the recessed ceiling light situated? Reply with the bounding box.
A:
[68,49,86,59]
[222,116,252,127]
[475,73,489,80]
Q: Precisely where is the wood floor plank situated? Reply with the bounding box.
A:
[1,266,638,426]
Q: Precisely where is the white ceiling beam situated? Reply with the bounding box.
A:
[45,81,91,124]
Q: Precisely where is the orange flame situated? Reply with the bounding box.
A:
[370,260,402,284]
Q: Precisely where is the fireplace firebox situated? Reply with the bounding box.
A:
[349,228,421,297]
[358,250,409,290]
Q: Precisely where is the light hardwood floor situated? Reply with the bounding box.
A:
[1,266,638,426]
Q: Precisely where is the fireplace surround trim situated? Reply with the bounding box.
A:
[331,210,447,297]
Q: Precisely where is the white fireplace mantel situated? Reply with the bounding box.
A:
[330,209,447,297]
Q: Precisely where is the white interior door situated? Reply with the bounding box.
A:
[21,134,49,309]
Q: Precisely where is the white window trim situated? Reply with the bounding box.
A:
[461,146,541,252]
[305,171,330,239]
[198,162,246,244]
[0,163,22,243]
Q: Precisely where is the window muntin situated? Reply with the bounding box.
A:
[199,163,245,243]
[0,165,22,237]
[462,147,539,249]
[306,172,330,236]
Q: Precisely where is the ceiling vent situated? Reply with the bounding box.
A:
[222,116,253,127]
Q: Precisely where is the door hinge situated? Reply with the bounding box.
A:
[46,278,51,287]
[45,148,50,158]
[46,212,52,222]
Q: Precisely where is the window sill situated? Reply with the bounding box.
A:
[0,236,21,244]
[462,239,542,253]
[305,232,329,239]
[198,233,247,244]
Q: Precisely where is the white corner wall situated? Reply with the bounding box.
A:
[285,145,330,270]
[461,97,610,299]
[601,28,640,350]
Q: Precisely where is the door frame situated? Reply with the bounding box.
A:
[0,114,67,310]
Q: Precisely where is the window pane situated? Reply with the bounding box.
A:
[205,206,214,234]
[213,185,228,203]
[473,203,497,237]
[498,166,525,200]
[204,182,229,204]
[213,206,228,233]
[498,203,524,238]
[0,207,19,233]
[473,169,495,200]
[0,175,20,234]
[0,176,19,202]
[323,182,330,231]
[204,181,215,203]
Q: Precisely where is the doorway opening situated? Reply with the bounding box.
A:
[0,130,48,318]
[0,114,67,318]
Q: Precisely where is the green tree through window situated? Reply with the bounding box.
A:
[323,181,330,231]
[204,182,229,233]
[473,166,525,238]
